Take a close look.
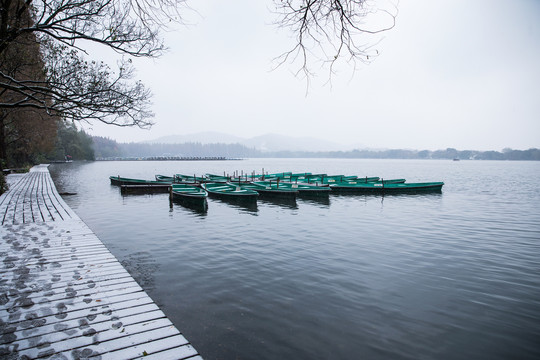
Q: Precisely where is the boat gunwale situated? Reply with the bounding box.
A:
[202,183,260,197]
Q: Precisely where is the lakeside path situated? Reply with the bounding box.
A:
[0,165,202,359]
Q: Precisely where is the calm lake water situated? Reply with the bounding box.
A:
[49,159,540,360]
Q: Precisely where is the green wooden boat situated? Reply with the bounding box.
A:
[155,174,175,182]
[171,184,208,200]
[329,181,444,193]
[169,184,208,212]
[228,175,255,184]
[157,174,213,184]
[253,180,331,195]
[110,176,171,187]
[259,171,292,181]
[358,176,383,183]
[343,178,406,185]
[297,175,380,184]
[175,174,206,184]
[201,182,259,200]
[286,173,313,181]
[375,178,406,184]
[311,175,358,183]
[258,172,311,181]
[240,182,298,199]
[205,174,230,183]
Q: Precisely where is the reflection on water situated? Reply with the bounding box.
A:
[297,194,331,207]
[331,191,444,201]
[170,197,208,216]
[49,159,540,360]
[259,197,298,209]
[210,197,259,214]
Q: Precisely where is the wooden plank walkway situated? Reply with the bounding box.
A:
[0,165,202,359]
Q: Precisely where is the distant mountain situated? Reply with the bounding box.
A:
[147,132,353,152]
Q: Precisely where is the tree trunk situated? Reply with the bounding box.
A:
[0,113,6,170]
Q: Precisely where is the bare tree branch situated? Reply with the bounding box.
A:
[272,0,398,83]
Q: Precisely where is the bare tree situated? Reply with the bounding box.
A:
[272,0,398,82]
[0,0,188,128]
[0,4,58,164]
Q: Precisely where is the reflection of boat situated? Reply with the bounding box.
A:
[170,197,208,214]
[298,195,330,207]
[210,197,258,213]
[201,182,259,200]
[330,182,444,193]
[258,196,298,209]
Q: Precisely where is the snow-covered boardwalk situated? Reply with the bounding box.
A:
[0,165,201,359]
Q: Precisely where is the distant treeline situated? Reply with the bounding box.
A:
[92,137,540,161]
[264,148,540,161]
[93,138,259,159]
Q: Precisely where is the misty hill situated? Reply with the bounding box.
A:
[147,132,351,152]
[146,132,245,145]
[92,136,540,161]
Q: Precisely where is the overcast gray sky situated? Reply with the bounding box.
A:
[85,0,540,151]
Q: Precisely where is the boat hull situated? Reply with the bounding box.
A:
[120,184,170,194]
[171,191,208,208]
[241,183,298,199]
[253,188,298,199]
[330,182,444,194]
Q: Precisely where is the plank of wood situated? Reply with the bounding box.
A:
[2,302,163,347]
[0,275,137,313]
[0,243,113,264]
[0,256,124,280]
[96,334,195,360]
[9,310,170,354]
[1,285,146,326]
[1,277,143,314]
[4,304,163,349]
[140,350,204,360]
[2,291,156,337]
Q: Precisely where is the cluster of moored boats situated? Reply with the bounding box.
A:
[109,171,444,207]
